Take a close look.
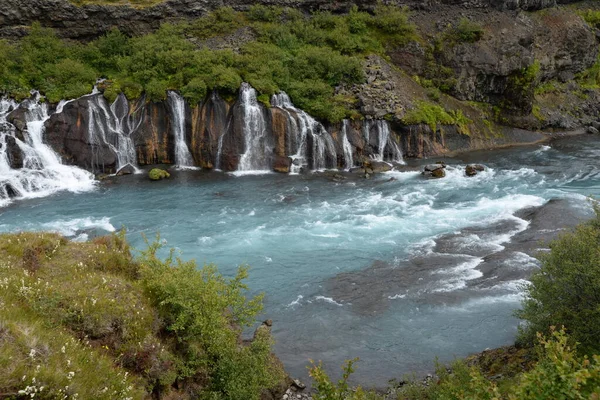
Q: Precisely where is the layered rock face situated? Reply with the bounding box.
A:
[4,88,409,174]
[0,0,582,40]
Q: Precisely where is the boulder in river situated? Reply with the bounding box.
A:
[273,155,292,173]
[148,168,170,181]
[422,163,446,178]
[466,164,486,177]
[587,126,599,135]
[116,164,136,176]
[369,161,393,173]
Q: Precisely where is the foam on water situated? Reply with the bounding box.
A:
[41,217,116,237]
[315,296,344,306]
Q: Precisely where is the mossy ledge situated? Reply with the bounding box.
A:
[0,231,287,399]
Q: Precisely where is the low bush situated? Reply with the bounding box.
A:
[0,231,284,399]
[515,205,600,354]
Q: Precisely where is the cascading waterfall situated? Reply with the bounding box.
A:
[0,93,95,207]
[87,93,141,173]
[238,83,270,172]
[167,91,195,168]
[271,91,337,172]
[341,119,354,170]
[375,120,403,163]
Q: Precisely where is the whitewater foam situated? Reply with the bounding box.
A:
[41,217,116,237]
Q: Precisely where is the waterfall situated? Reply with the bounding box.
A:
[87,93,141,173]
[237,83,270,172]
[0,93,95,207]
[341,120,354,170]
[374,120,404,163]
[271,91,337,172]
[167,91,195,168]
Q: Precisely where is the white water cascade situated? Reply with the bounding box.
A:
[341,119,354,170]
[237,83,270,172]
[87,93,141,173]
[167,91,195,168]
[271,92,337,172]
[0,94,95,207]
[374,120,403,163]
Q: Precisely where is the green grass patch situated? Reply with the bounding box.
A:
[402,101,472,134]
[0,231,284,399]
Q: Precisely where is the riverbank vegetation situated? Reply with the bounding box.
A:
[0,231,284,399]
[0,5,417,122]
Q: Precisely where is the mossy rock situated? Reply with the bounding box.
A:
[148,168,170,181]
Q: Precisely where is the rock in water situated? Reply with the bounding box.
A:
[466,164,486,177]
[116,164,136,176]
[148,168,170,181]
[588,126,600,135]
[422,163,446,178]
[369,160,393,173]
[273,155,292,173]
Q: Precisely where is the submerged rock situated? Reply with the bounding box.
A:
[466,164,486,176]
[587,126,599,135]
[116,164,136,176]
[422,163,446,178]
[148,168,170,181]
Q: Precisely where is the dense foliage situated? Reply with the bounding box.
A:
[515,206,600,354]
[0,231,283,399]
[0,5,417,122]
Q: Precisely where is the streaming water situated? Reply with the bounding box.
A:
[167,91,195,168]
[1,135,599,386]
[238,83,270,172]
[88,93,140,173]
[271,92,337,172]
[341,120,354,170]
[0,94,95,206]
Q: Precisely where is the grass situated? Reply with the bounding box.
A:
[0,231,284,399]
[401,100,472,134]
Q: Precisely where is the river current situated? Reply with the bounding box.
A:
[1,135,599,386]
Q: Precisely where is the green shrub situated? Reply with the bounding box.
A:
[579,9,600,28]
[576,54,600,89]
[309,358,382,400]
[247,4,283,22]
[371,4,416,44]
[454,18,484,43]
[181,77,208,104]
[512,328,600,399]
[138,237,284,399]
[515,206,600,354]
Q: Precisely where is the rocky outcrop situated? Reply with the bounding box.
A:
[0,0,582,40]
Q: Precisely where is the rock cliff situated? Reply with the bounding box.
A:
[0,0,585,40]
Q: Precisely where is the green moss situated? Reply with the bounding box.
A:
[402,101,471,134]
[578,9,600,28]
[576,54,600,89]
[148,168,170,180]
[532,104,545,122]
[443,18,484,44]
